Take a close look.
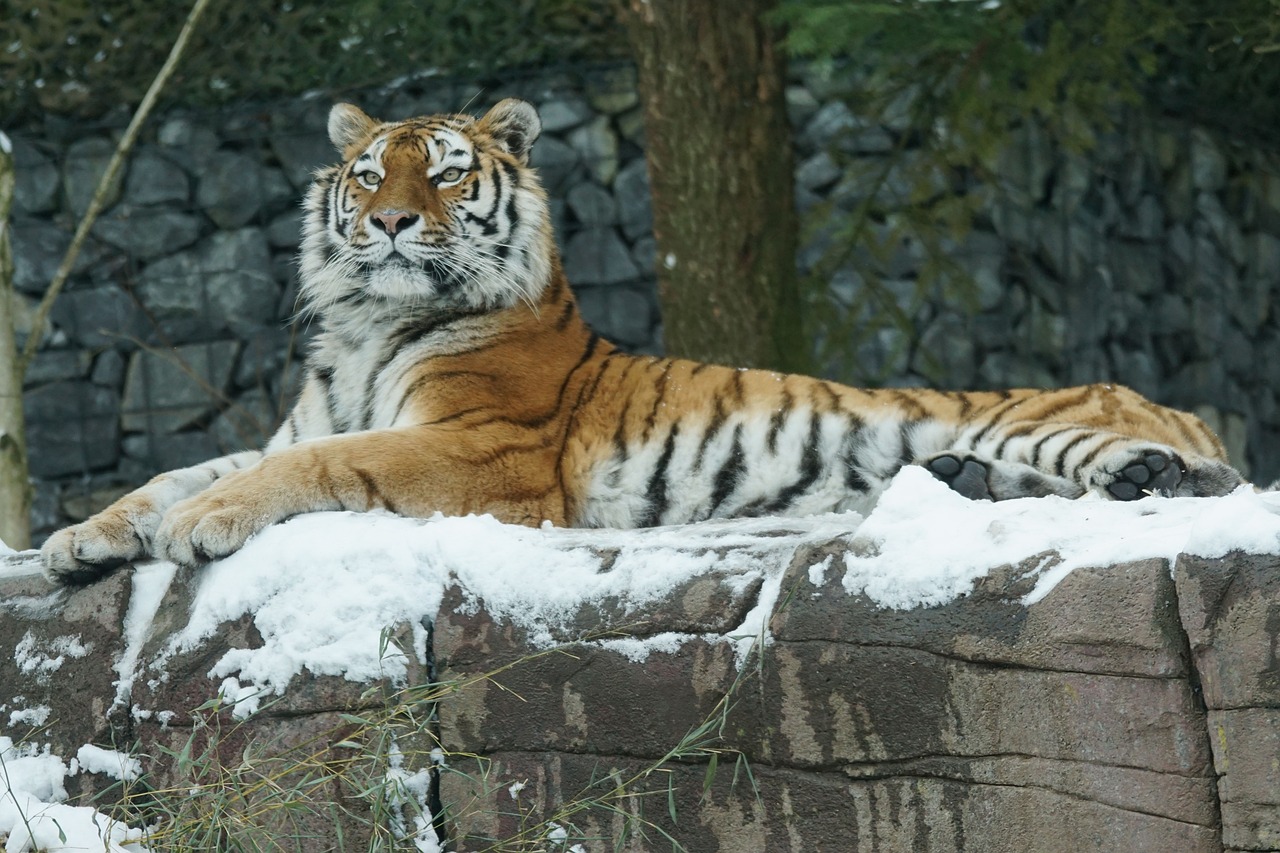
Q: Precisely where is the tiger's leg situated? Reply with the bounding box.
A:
[921,451,1085,500]
[41,450,263,583]
[957,422,1244,499]
[152,426,563,568]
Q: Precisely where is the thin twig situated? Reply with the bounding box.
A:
[19,0,214,372]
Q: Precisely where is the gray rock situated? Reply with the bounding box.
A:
[568,116,619,185]
[1189,129,1227,192]
[996,122,1052,207]
[51,286,152,350]
[575,285,654,347]
[785,85,821,128]
[795,151,841,192]
[616,106,645,146]
[260,165,299,216]
[24,349,92,388]
[233,326,295,391]
[211,388,282,452]
[584,68,638,115]
[121,340,241,433]
[157,116,220,157]
[136,229,280,340]
[979,350,1057,388]
[10,222,72,294]
[1108,242,1165,296]
[122,147,191,206]
[197,150,268,229]
[11,137,60,215]
[23,381,121,477]
[62,136,124,218]
[566,181,617,227]
[613,158,652,240]
[92,205,204,260]
[266,209,306,250]
[123,430,222,471]
[91,349,126,388]
[562,227,640,286]
[1119,193,1164,241]
[537,95,593,134]
[1197,191,1247,267]
[529,135,582,195]
[268,131,336,191]
[805,101,857,148]
[630,235,656,276]
[914,314,977,387]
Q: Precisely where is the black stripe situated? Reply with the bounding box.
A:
[1053,432,1093,479]
[642,360,676,442]
[763,412,824,512]
[969,395,1028,446]
[1029,426,1073,471]
[1031,386,1095,422]
[767,389,793,453]
[1072,434,1122,476]
[898,421,918,467]
[709,425,746,516]
[640,423,680,527]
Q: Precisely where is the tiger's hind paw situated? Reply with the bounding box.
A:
[925,453,994,501]
[1104,451,1183,500]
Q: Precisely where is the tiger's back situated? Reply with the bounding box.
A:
[40,98,1245,582]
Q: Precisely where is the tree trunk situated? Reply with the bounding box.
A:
[620,0,807,373]
[0,135,32,549]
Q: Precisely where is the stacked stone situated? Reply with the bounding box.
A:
[8,66,659,541]
[788,71,1280,480]
[9,62,1280,542]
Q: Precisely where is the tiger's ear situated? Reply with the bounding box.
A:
[480,99,541,164]
[328,103,378,159]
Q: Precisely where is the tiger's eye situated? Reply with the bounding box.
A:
[438,167,465,183]
[358,170,381,187]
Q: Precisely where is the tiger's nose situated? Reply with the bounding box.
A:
[370,209,419,235]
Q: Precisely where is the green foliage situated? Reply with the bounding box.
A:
[774,0,1280,386]
[1,0,625,122]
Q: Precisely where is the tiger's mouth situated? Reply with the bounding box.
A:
[363,253,462,294]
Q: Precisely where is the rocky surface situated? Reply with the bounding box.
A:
[10,62,1280,542]
[2,533,1278,851]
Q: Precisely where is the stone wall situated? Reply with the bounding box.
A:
[9,62,1280,542]
[2,535,1278,850]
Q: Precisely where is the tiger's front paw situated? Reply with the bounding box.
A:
[154,496,267,568]
[41,507,159,584]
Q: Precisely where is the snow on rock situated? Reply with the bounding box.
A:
[843,467,1280,607]
[75,744,142,783]
[147,509,861,703]
[0,737,149,853]
[100,467,1280,718]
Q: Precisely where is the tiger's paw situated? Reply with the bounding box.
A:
[1101,451,1183,500]
[154,498,265,568]
[924,453,994,501]
[41,509,157,585]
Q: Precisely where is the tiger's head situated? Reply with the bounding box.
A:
[299,99,553,317]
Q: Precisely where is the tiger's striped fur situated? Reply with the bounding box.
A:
[42,99,1246,582]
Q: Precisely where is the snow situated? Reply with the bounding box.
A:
[5,466,1280,852]
[0,737,148,852]
[843,467,1280,607]
[74,745,141,783]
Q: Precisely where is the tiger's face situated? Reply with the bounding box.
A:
[299,99,553,316]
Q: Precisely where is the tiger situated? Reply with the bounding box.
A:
[41,98,1247,583]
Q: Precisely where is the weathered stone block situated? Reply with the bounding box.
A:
[0,557,131,799]
[23,381,121,477]
[121,340,240,433]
